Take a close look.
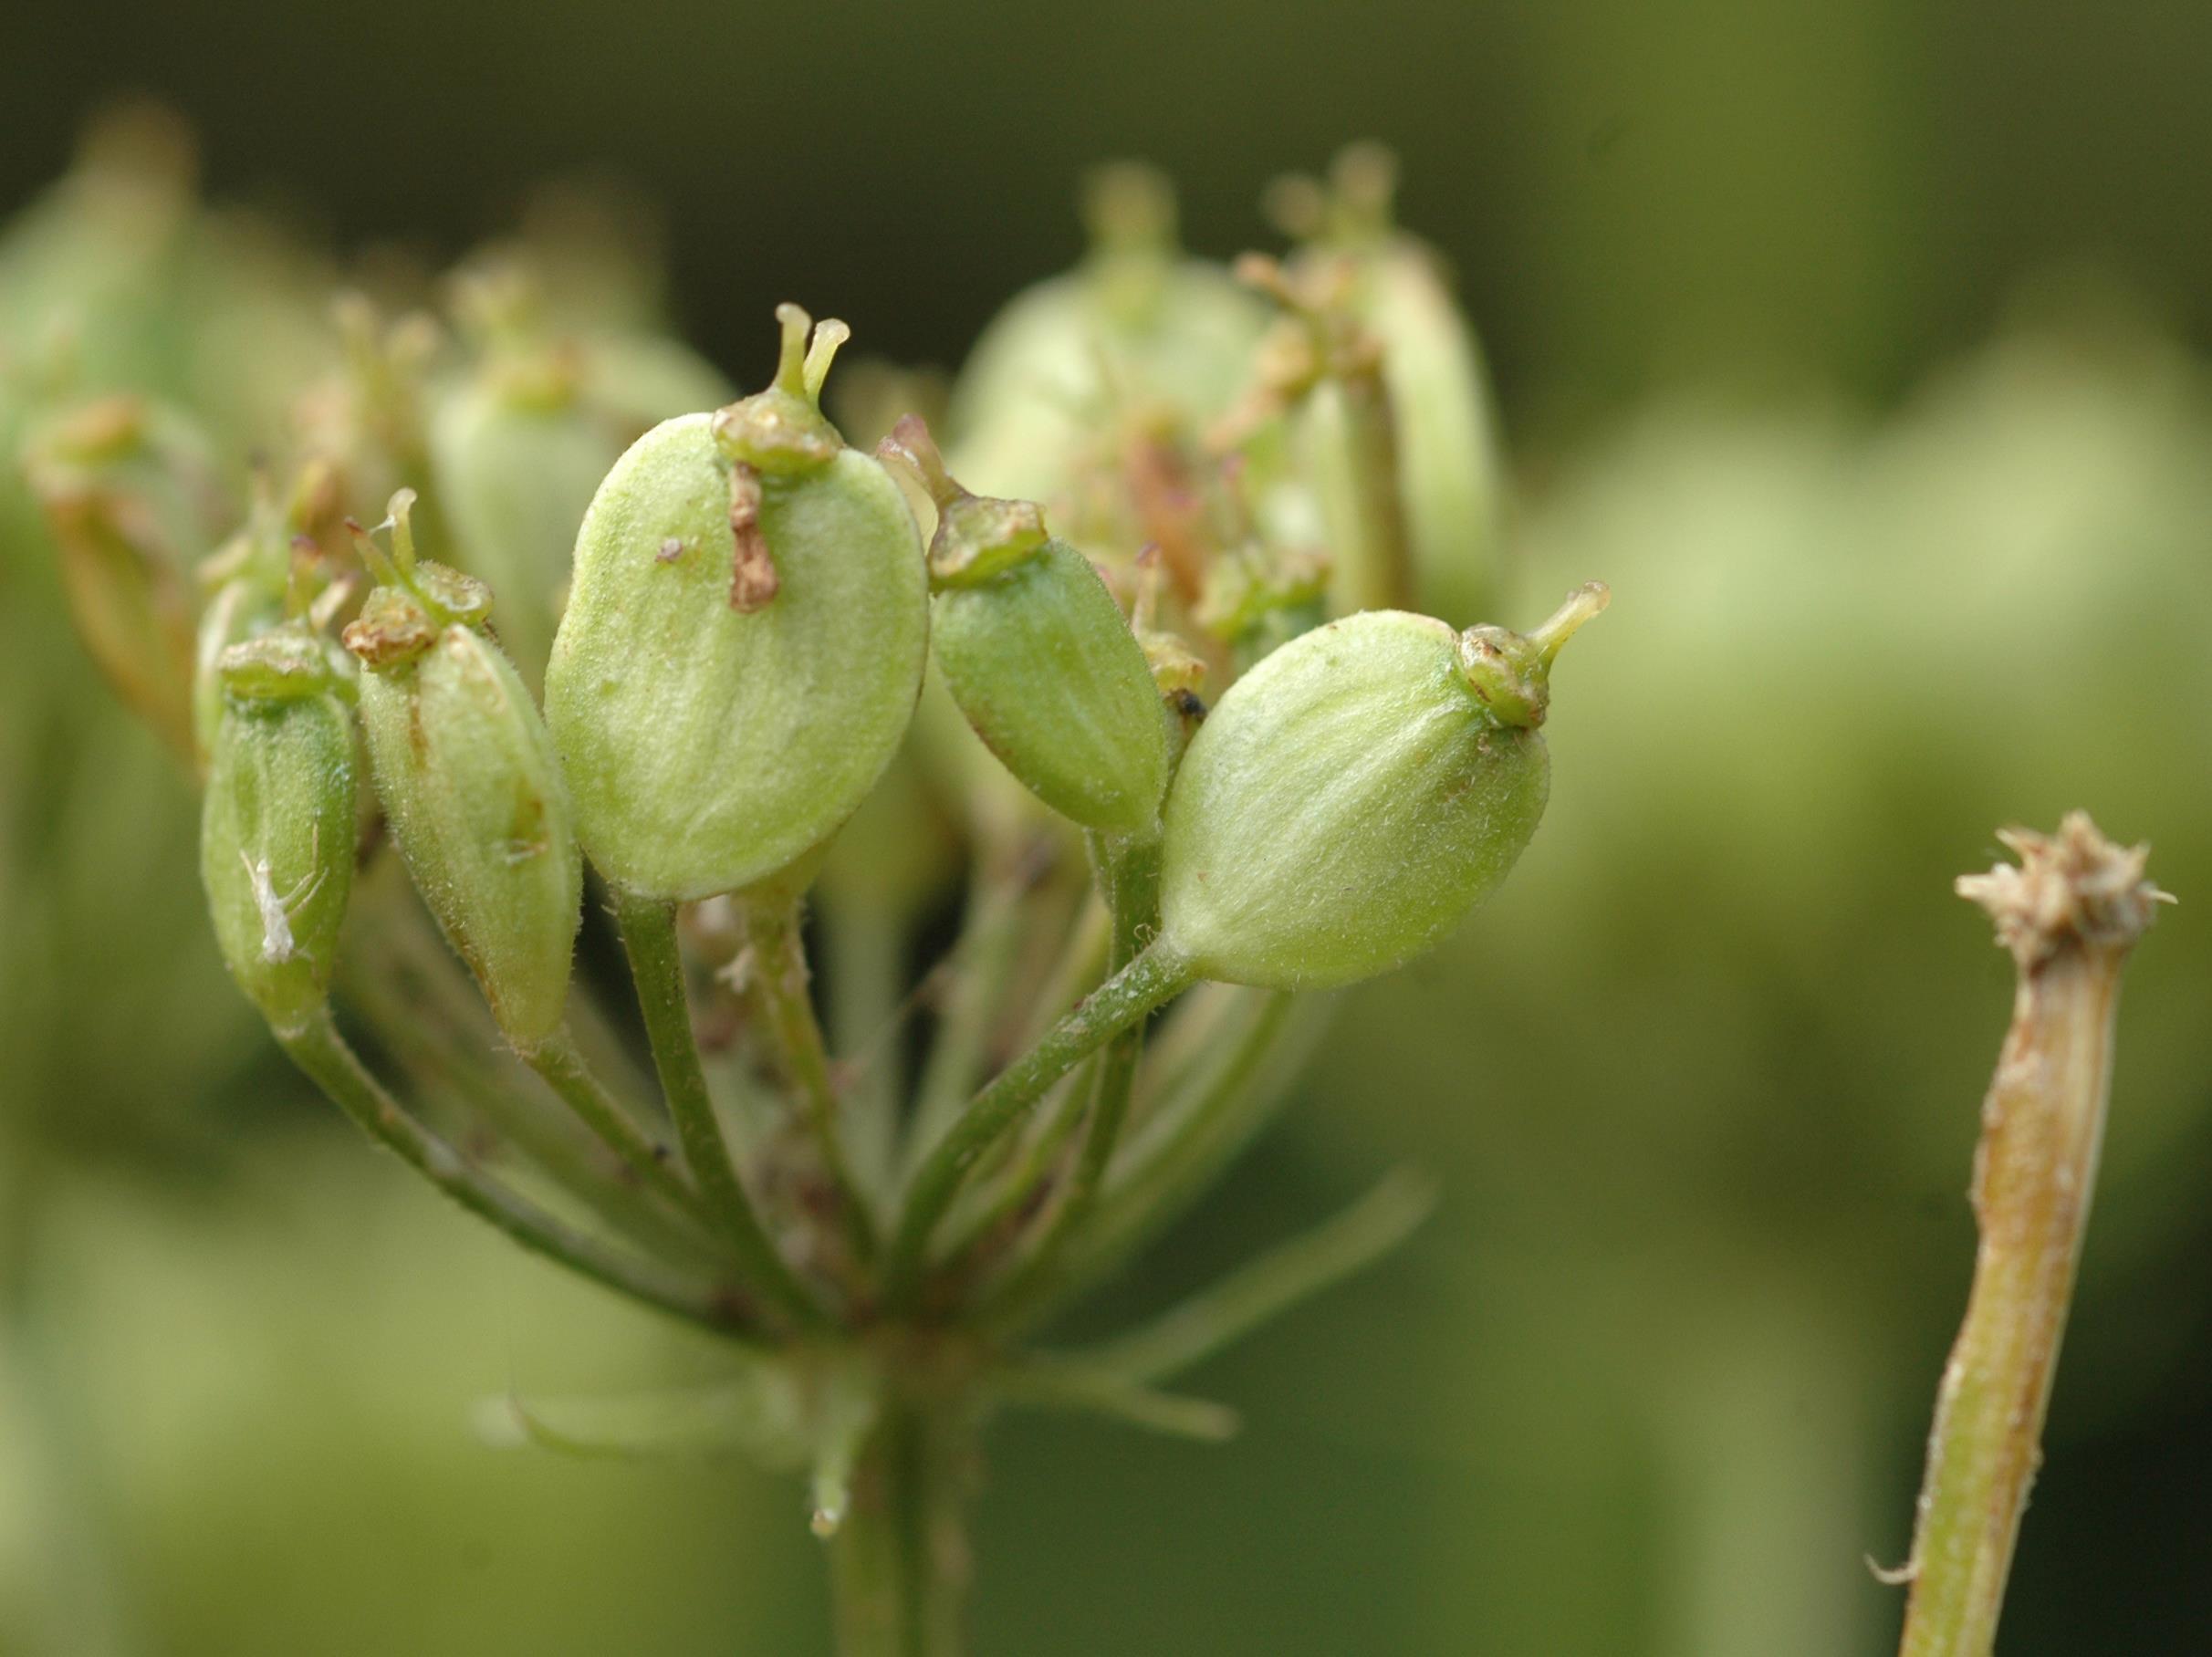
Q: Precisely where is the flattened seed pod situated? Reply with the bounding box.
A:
[544,306,929,901]
[885,418,1169,837]
[201,625,357,1036]
[1156,585,1607,989]
[343,497,582,1047]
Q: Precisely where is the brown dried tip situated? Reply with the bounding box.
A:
[1956,811,2171,972]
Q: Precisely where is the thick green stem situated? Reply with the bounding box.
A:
[744,897,879,1261]
[613,891,828,1331]
[831,1406,975,1657]
[882,943,1197,1313]
[276,1006,762,1341]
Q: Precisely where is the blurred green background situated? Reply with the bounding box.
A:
[5,0,2211,1653]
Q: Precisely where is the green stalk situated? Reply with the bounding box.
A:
[906,856,1030,1171]
[340,955,723,1270]
[831,1405,976,1657]
[521,1027,714,1228]
[1067,1169,1435,1384]
[743,897,879,1261]
[986,829,1161,1316]
[1037,989,1319,1318]
[276,1005,762,1341]
[613,890,829,1331]
[823,892,907,1206]
[882,943,1197,1313]
[1897,818,2162,1657]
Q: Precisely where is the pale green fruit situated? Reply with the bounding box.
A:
[889,416,1169,837]
[1157,588,1605,989]
[945,165,1268,507]
[934,540,1170,836]
[544,307,929,901]
[345,571,581,1048]
[201,627,357,1037]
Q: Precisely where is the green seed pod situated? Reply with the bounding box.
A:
[200,625,357,1037]
[429,272,732,693]
[1273,145,1508,626]
[544,306,929,901]
[1155,585,1608,989]
[945,165,1268,508]
[24,393,226,757]
[429,364,622,694]
[884,418,1168,837]
[342,497,582,1047]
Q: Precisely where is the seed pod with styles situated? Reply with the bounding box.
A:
[883,418,1168,838]
[342,494,582,1048]
[544,305,929,901]
[200,625,357,1037]
[1154,584,1608,989]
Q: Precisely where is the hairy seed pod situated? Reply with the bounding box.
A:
[201,626,357,1037]
[343,503,581,1047]
[885,419,1168,836]
[544,306,928,901]
[1155,585,1607,989]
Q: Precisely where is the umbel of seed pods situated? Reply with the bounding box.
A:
[198,300,1604,1332]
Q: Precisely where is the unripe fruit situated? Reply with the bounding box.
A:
[1272,145,1507,626]
[945,165,1268,508]
[428,297,731,693]
[544,306,929,901]
[1156,585,1607,989]
[885,419,1169,837]
[201,625,357,1036]
[24,393,224,758]
[344,496,581,1047]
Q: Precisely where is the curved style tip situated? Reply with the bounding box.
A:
[1529,580,1610,669]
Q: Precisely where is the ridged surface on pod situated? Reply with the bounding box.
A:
[934,542,1168,835]
[1158,610,1548,989]
[356,618,581,1047]
[201,683,356,1036]
[546,413,928,901]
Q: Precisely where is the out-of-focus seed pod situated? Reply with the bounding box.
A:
[343,495,581,1047]
[1155,584,1607,989]
[945,165,1268,511]
[200,625,356,1036]
[1270,145,1508,627]
[23,393,227,756]
[884,419,1169,837]
[545,306,928,902]
[429,266,732,692]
